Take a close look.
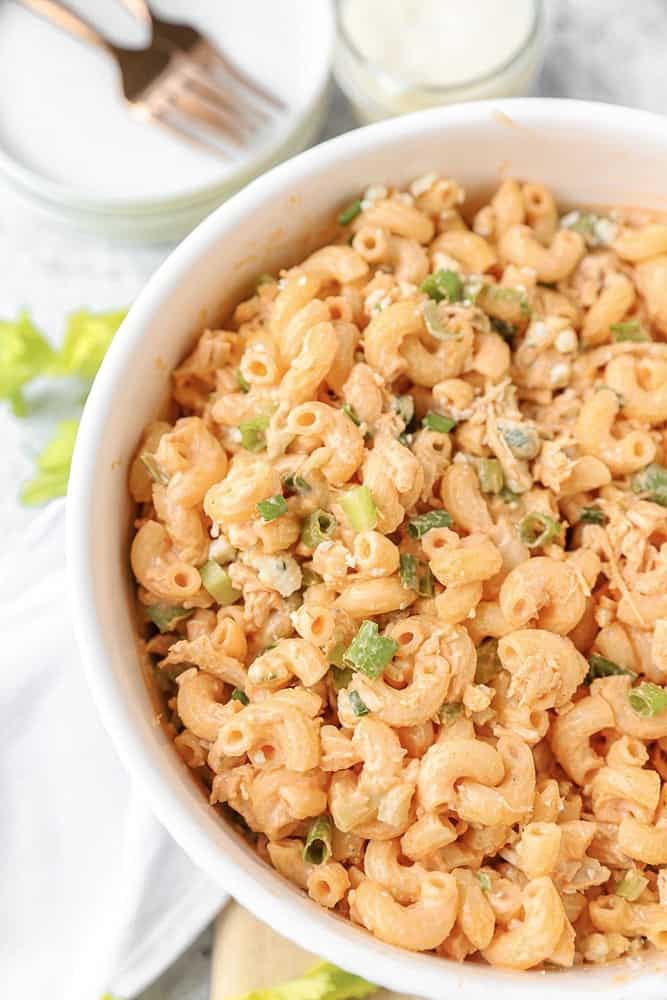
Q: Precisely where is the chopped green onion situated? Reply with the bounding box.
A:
[340,485,378,532]
[422,299,464,341]
[499,486,519,505]
[399,554,433,596]
[422,410,456,433]
[394,394,415,426]
[478,458,504,494]
[303,815,333,865]
[420,268,463,303]
[490,317,518,342]
[140,451,169,486]
[282,473,311,496]
[200,560,241,606]
[237,369,250,393]
[628,682,667,718]
[341,403,361,426]
[399,553,418,591]
[417,564,434,597]
[632,463,667,507]
[257,495,288,522]
[500,423,540,460]
[611,319,649,343]
[301,565,323,587]
[331,665,353,691]
[231,688,249,705]
[256,272,276,287]
[328,641,347,669]
[478,872,492,893]
[438,702,462,724]
[616,871,649,901]
[584,654,635,686]
[344,620,398,678]
[561,210,616,247]
[475,637,501,684]
[580,505,606,525]
[408,509,453,538]
[301,509,337,548]
[146,604,192,633]
[348,690,369,717]
[239,413,270,453]
[339,199,362,226]
[519,512,562,549]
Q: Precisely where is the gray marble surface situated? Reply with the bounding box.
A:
[3,1,667,996]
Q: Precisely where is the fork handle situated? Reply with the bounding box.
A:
[18,0,110,50]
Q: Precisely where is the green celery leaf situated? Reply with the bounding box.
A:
[21,419,79,506]
[52,309,127,379]
[0,310,55,414]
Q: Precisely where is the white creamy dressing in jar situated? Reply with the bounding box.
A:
[336,0,543,122]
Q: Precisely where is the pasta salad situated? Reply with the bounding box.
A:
[129,173,667,969]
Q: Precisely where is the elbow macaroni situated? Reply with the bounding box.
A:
[131,174,667,970]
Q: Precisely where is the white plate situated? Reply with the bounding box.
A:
[0,0,334,238]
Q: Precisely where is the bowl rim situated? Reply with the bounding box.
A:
[67,98,667,998]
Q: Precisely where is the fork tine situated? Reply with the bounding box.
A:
[180,60,270,129]
[192,39,286,111]
[165,87,250,147]
[136,103,234,160]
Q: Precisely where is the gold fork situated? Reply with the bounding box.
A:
[18,0,269,157]
[121,0,286,118]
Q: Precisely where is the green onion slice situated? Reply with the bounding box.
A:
[231,688,249,705]
[579,505,606,525]
[478,458,504,494]
[239,413,270,453]
[399,554,432,596]
[199,560,241,606]
[146,604,192,633]
[420,268,463,303]
[499,486,520,505]
[408,509,453,538]
[282,473,311,496]
[628,682,667,718]
[519,512,561,549]
[438,702,462,724]
[422,410,456,433]
[616,870,649,901]
[303,815,334,865]
[422,300,464,341]
[341,403,361,426]
[344,620,398,678]
[632,463,667,507]
[610,319,649,342]
[301,565,323,588]
[584,654,635,685]
[140,452,169,486]
[339,199,362,226]
[348,690,369,717]
[257,495,288,522]
[340,485,378,532]
[475,637,501,684]
[237,370,250,393]
[478,872,492,893]
[331,665,354,691]
[301,509,337,548]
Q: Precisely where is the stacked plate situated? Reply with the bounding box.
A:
[0,0,334,241]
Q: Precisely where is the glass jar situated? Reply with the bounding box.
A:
[334,0,545,125]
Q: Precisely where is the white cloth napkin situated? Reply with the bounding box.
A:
[1,500,227,1000]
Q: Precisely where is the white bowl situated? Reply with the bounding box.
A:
[68,99,667,999]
